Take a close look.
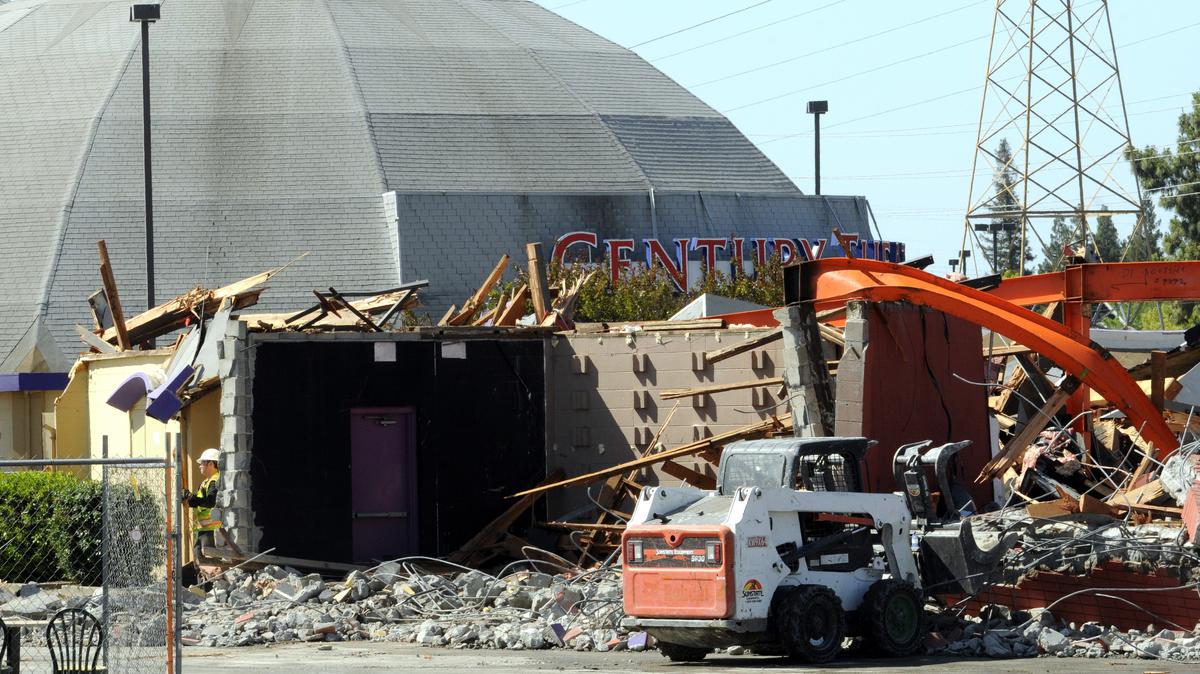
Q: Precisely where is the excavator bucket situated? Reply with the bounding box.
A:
[919,516,1017,595]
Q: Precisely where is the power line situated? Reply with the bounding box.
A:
[688,0,985,88]
[723,34,987,113]
[628,0,777,49]
[648,0,849,63]
[744,90,1196,140]
[548,0,591,10]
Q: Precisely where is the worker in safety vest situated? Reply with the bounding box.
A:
[181,447,222,563]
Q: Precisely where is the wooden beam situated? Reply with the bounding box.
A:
[526,243,550,323]
[978,376,1080,482]
[448,254,510,326]
[1127,344,1200,380]
[661,377,783,400]
[1106,479,1165,507]
[201,549,365,574]
[511,414,792,498]
[74,324,118,353]
[495,284,530,326]
[99,265,279,344]
[983,343,1031,357]
[703,329,781,365]
[1151,350,1166,410]
[97,240,131,351]
[438,304,458,326]
[538,521,628,533]
[447,468,564,565]
[659,460,716,490]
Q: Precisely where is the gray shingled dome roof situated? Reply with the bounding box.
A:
[0,0,816,372]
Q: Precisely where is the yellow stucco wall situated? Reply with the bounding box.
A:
[0,390,56,459]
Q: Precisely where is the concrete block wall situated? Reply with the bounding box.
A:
[216,318,261,552]
[546,328,785,514]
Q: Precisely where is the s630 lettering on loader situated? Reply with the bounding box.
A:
[621,436,992,663]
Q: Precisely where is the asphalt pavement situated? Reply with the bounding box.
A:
[184,642,1182,673]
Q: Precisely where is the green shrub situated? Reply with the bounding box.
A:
[488,255,787,323]
[0,471,78,583]
[0,471,163,585]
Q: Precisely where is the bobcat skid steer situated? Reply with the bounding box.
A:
[620,436,998,663]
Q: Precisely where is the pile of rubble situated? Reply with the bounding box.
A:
[928,605,1200,661]
[183,559,636,651]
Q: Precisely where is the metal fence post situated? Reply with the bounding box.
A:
[101,434,111,669]
[174,431,184,674]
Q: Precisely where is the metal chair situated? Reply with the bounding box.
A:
[0,615,11,674]
[45,609,103,674]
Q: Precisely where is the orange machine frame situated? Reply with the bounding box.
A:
[777,258,1200,458]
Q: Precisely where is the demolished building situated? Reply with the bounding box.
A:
[0,0,900,460]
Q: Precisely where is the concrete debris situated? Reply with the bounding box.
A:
[182,560,635,652]
[926,606,1200,661]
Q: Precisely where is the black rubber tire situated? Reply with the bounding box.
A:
[657,641,709,662]
[773,585,846,663]
[861,579,926,657]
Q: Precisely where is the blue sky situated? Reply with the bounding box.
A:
[532,0,1199,275]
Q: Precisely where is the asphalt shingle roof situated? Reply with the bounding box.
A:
[0,0,804,371]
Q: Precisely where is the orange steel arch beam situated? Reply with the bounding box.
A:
[988,261,1200,307]
[790,258,1177,456]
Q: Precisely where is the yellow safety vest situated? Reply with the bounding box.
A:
[195,472,221,532]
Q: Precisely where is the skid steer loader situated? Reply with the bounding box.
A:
[620,436,1010,663]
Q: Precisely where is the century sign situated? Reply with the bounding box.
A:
[551,231,906,291]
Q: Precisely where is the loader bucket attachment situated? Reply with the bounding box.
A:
[919,516,1017,595]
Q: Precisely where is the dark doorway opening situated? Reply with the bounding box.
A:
[249,338,545,563]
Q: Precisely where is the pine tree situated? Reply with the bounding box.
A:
[1092,209,1122,262]
[1037,215,1078,273]
[1127,92,1200,326]
[1124,196,1162,262]
[978,139,1034,274]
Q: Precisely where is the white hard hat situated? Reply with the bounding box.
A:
[197,448,221,465]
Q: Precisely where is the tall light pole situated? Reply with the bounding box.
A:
[130,3,160,312]
[806,100,828,195]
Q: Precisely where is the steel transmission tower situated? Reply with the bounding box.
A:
[959,0,1143,275]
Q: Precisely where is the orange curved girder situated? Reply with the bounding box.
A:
[989,261,1200,307]
[793,258,1177,456]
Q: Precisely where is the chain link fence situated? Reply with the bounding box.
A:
[0,457,175,673]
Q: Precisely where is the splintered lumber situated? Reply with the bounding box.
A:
[511,414,792,498]
[495,285,530,326]
[978,376,1080,482]
[1089,377,1180,408]
[1107,479,1165,507]
[240,286,422,331]
[526,243,550,323]
[448,468,564,565]
[99,265,284,345]
[818,323,845,346]
[438,304,458,326]
[447,254,510,326]
[553,269,596,322]
[96,240,131,351]
[1127,344,1200,380]
[661,377,784,400]
[704,329,782,365]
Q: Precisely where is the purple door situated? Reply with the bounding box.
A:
[350,407,417,563]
